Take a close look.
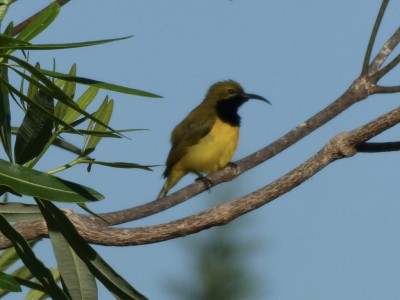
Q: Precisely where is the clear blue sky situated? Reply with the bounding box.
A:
[4,1,400,299]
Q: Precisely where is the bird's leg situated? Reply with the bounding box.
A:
[227,161,239,175]
[227,161,238,169]
[194,172,213,193]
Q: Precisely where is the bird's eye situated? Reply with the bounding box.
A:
[228,89,235,94]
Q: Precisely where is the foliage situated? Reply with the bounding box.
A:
[0,2,159,299]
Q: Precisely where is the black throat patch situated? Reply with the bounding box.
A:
[215,97,246,127]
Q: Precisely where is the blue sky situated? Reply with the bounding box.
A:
[3,1,400,299]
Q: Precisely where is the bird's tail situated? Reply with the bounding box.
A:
[157,184,168,200]
[157,169,187,200]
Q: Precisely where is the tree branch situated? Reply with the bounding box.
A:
[362,0,389,75]
[1,105,399,249]
[357,141,400,152]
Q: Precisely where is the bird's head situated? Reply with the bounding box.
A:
[205,80,270,105]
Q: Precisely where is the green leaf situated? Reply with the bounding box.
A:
[14,90,54,165]
[3,54,122,136]
[64,86,99,125]
[24,268,59,299]
[15,2,59,43]
[48,223,97,300]
[1,69,78,133]
[0,213,68,299]
[62,128,145,138]
[83,159,154,171]
[0,36,133,50]
[40,69,162,98]
[37,200,148,300]
[0,245,19,272]
[26,64,40,104]
[0,158,103,202]
[0,264,49,297]
[84,97,113,152]
[0,240,39,273]
[0,271,21,292]
[0,1,13,24]
[0,202,43,222]
[65,129,123,137]
[55,64,76,121]
[77,203,110,224]
[0,64,12,161]
[52,136,82,155]
[0,35,30,48]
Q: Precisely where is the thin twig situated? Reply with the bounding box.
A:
[373,85,400,94]
[357,141,400,152]
[369,26,400,75]
[372,52,400,81]
[362,0,389,75]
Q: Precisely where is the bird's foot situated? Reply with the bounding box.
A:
[227,161,239,174]
[227,161,238,169]
[195,173,213,193]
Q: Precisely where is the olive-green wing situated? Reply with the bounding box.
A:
[163,104,216,177]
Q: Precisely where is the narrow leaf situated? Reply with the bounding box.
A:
[0,240,39,273]
[37,200,148,300]
[85,97,113,152]
[64,86,99,125]
[0,246,19,272]
[0,271,21,292]
[48,223,97,299]
[0,36,133,50]
[0,35,30,48]
[77,203,110,224]
[0,214,68,299]
[0,71,78,133]
[14,90,54,165]
[0,158,103,202]
[62,128,145,137]
[65,129,123,137]
[24,268,59,299]
[40,69,162,98]
[0,1,13,24]
[84,160,154,171]
[0,265,45,298]
[0,65,12,161]
[3,55,123,136]
[0,202,43,222]
[55,64,76,121]
[15,3,59,43]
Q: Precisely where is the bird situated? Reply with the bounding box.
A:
[157,80,270,199]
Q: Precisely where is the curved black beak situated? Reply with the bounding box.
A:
[242,92,271,105]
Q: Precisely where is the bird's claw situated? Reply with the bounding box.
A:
[195,173,213,193]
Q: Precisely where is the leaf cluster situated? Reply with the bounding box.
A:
[0,2,158,299]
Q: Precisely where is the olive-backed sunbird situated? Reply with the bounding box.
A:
[157,80,270,199]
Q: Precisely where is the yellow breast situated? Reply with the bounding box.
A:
[176,117,239,173]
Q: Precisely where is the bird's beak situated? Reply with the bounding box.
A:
[242,93,271,105]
